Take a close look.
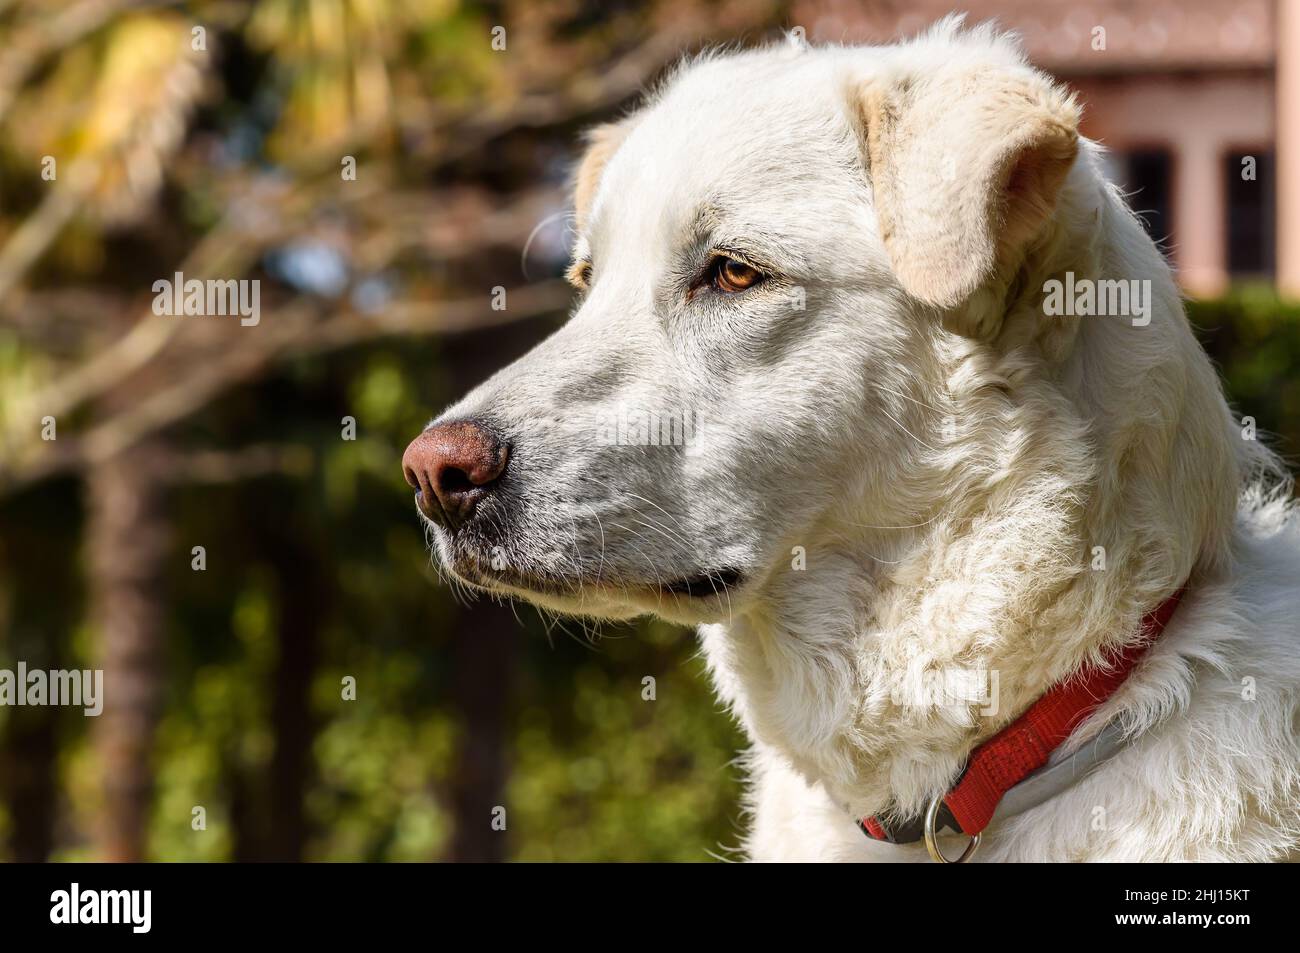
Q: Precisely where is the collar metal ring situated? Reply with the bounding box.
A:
[924,795,981,863]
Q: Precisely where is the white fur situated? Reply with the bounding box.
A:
[424,18,1300,861]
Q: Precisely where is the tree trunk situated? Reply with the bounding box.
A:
[446,596,518,862]
[0,482,79,862]
[264,501,323,861]
[86,441,170,862]
[0,705,59,862]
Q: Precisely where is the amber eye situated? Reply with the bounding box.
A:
[711,257,763,294]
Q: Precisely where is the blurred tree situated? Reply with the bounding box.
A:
[87,436,169,862]
[0,0,782,862]
[0,479,81,862]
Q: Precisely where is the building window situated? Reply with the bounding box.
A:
[1108,149,1174,248]
[1224,150,1275,278]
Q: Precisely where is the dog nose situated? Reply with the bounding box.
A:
[402,420,510,528]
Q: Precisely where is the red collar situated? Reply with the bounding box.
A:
[860,587,1185,844]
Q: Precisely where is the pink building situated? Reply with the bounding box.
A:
[794,0,1300,298]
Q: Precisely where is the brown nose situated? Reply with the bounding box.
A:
[402,419,509,528]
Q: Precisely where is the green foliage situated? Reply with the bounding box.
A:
[1189,287,1300,465]
[508,619,745,862]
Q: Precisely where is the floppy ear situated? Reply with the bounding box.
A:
[572,117,638,231]
[860,67,1080,313]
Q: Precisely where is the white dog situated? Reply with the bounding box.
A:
[403,18,1300,861]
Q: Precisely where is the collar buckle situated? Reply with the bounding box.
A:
[924,795,981,863]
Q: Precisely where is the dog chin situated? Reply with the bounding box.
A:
[437,547,748,624]
[469,574,646,620]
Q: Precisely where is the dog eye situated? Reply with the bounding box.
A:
[710,256,764,294]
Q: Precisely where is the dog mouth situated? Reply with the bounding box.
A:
[659,567,746,598]
[449,554,745,603]
[430,512,747,604]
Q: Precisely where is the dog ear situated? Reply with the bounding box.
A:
[572,117,638,232]
[859,67,1080,315]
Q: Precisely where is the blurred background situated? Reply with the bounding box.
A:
[0,0,1296,863]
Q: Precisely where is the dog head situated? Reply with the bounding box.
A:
[404,21,1241,661]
